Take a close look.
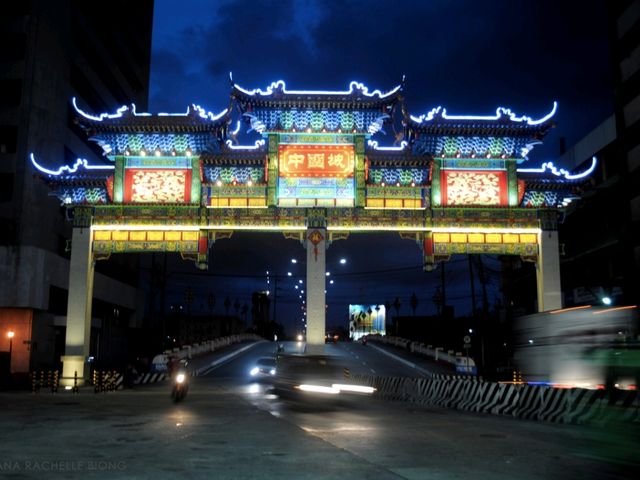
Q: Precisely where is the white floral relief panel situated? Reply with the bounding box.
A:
[126,169,190,203]
[443,171,505,206]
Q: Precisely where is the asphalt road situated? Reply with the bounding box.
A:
[0,340,636,479]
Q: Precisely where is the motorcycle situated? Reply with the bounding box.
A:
[171,364,189,402]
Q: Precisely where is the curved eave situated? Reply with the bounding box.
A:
[231,85,401,112]
[78,122,224,134]
[72,99,232,134]
[405,120,555,138]
[522,177,590,190]
[367,151,432,167]
[200,151,266,165]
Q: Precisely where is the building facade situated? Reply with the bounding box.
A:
[0,1,153,382]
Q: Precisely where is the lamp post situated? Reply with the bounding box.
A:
[7,330,14,373]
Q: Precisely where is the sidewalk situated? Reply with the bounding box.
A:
[367,340,459,377]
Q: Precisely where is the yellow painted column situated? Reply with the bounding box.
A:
[536,230,562,311]
[61,227,95,386]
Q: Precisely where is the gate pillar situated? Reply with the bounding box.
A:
[305,227,326,354]
[536,230,562,311]
[61,227,95,386]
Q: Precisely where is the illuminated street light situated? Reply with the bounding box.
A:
[602,297,612,305]
[7,330,14,373]
[339,258,347,264]
[291,259,297,264]
[287,272,292,276]
[326,272,330,276]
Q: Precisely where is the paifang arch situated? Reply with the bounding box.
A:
[33,79,594,385]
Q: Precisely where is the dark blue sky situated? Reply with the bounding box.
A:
[148,0,613,334]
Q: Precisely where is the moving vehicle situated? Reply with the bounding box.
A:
[250,356,277,379]
[512,305,639,389]
[170,360,189,402]
[274,354,375,399]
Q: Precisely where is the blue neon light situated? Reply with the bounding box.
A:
[224,139,266,150]
[232,78,402,99]
[517,157,597,180]
[367,140,409,151]
[72,97,228,122]
[30,153,114,175]
[410,102,557,126]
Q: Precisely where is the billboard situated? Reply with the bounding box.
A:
[349,304,386,340]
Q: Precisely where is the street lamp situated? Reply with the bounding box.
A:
[7,330,14,373]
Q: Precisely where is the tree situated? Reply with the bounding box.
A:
[224,296,231,316]
[410,292,418,316]
[393,297,401,316]
[207,293,216,314]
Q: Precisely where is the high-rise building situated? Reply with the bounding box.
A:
[0,0,154,381]
[558,1,639,308]
[608,1,640,307]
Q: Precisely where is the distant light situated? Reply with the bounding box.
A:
[468,329,473,333]
[528,339,534,344]
[298,279,303,284]
[295,286,299,289]
[330,280,334,284]
[287,272,292,276]
[291,259,297,264]
[602,297,612,305]
[326,272,331,276]
[7,331,15,339]
[339,258,346,264]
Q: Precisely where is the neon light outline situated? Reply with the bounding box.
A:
[367,140,409,151]
[224,139,266,150]
[30,153,114,175]
[517,156,597,180]
[410,101,557,126]
[233,79,401,99]
[72,97,228,122]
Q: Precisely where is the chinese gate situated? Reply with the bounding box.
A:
[33,79,592,385]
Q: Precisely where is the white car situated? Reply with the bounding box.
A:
[250,357,277,378]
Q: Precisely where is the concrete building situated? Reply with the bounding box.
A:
[559,1,640,308]
[0,1,153,383]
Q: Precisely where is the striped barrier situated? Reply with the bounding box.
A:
[135,373,168,385]
[351,373,638,426]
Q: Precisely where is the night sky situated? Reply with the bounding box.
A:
[147,0,613,335]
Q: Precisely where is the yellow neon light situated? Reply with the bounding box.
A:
[433,233,450,243]
[485,233,502,243]
[91,224,541,235]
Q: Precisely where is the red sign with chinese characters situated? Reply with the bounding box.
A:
[124,169,192,203]
[278,144,355,178]
[441,170,508,206]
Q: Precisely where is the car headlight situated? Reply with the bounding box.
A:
[270,369,276,375]
[250,367,259,376]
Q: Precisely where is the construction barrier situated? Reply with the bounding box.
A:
[352,373,640,426]
[30,370,60,394]
[92,370,122,393]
